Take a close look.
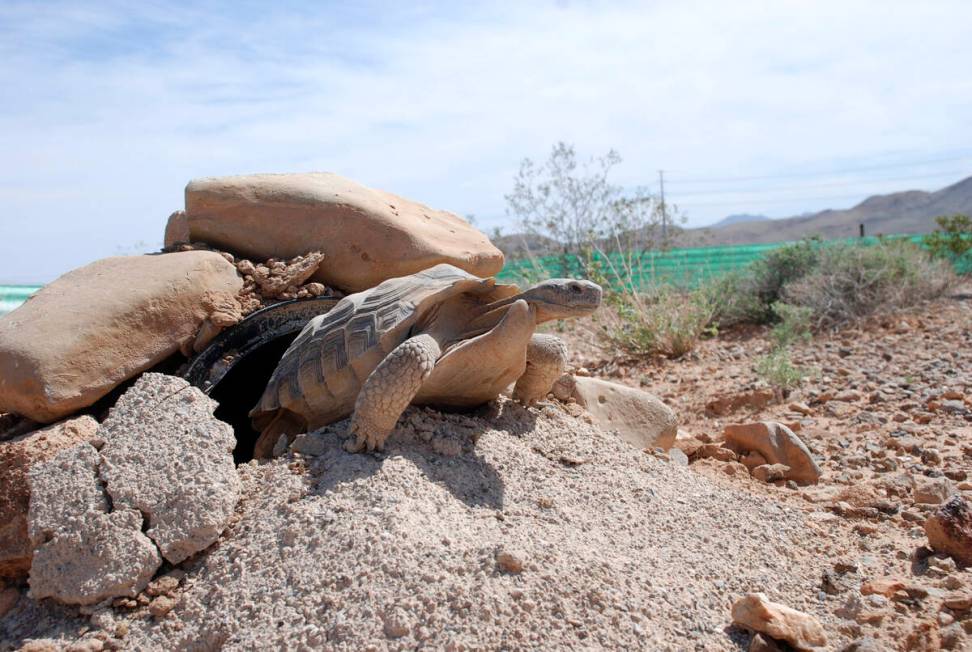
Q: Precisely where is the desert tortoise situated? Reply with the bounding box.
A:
[250,263,601,456]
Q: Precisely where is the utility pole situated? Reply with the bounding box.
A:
[658,170,668,244]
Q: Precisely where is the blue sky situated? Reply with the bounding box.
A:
[2,0,972,283]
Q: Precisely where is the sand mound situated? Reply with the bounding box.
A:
[3,400,839,650]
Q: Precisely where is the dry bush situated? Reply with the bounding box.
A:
[601,285,717,359]
[782,240,955,329]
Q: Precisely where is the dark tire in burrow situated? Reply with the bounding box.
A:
[183,297,339,463]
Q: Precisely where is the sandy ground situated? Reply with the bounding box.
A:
[2,285,971,651]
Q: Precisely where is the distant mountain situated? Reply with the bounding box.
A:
[681,174,972,246]
[709,213,771,228]
[491,174,972,257]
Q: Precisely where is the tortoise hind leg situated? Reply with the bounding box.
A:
[345,334,441,453]
[513,334,568,406]
[253,409,308,459]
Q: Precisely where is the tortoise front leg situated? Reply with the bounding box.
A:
[345,334,441,453]
[513,333,568,406]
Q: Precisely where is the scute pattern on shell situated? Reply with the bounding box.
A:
[251,264,505,430]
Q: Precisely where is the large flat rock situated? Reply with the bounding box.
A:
[0,416,98,579]
[0,252,242,422]
[178,173,505,292]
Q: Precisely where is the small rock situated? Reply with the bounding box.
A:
[840,637,887,652]
[290,433,328,457]
[914,476,954,505]
[668,448,689,466]
[146,574,180,597]
[148,594,178,619]
[568,377,678,450]
[723,422,821,485]
[834,390,862,402]
[495,549,524,574]
[697,444,738,462]
[943,591,972,611]
[924,495,972,566]
[751,464,790,483]
[788,402,813,416]
[731,592,826,649]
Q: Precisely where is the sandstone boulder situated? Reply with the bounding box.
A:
[924,495,972,566]
[26,374,240,604]
[0,416,98,579]
[27,443,161,604]
[731,592,826,650]
[0,252,242,423]
[99,373,241,564]
[561,376,678,450]
[178,173,504,292]
[723,422,821,485]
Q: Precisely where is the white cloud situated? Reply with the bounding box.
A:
[1,0,971,282]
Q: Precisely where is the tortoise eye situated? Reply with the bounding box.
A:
[569,283,582,293]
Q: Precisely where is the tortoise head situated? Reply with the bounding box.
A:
[519,278,602,323]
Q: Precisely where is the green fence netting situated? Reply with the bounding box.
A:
[0,285,39,316]
[1,234,969,315]
[496,234,972,288]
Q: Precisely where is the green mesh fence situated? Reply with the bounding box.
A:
[0,285,39,316]
[497,234,972,287]
[1,234,968,316]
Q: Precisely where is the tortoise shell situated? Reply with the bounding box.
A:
[250,264,519,432]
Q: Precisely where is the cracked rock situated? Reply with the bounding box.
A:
[27,443,161,605]
[0,415,98,579]
[99,373,241,564]
[25,374,240,604]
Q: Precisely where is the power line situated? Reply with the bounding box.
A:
[669,169,967,199]
[666,151,972,185]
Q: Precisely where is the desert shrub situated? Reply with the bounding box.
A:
[782,239,954,329]
[924,214,972,272]
[710,238,822,326]
[768,302,812,348]
[755,349,807,393]
[603,284,717,358]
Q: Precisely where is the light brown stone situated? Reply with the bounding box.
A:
[0,252,242,422]
[731,592,826,650]
[723,422,821,485]
[566,376,678,450]
[180,173,504,292]
[913,475,953,505]
[0,416,99,578]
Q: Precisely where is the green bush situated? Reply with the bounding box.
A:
[768,302,812,348]
[924,214,972,272]
[756,349,807,393]
[782,240,954,328]
[710,238,822,326]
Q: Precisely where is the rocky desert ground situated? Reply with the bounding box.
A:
[0,283,966,651]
